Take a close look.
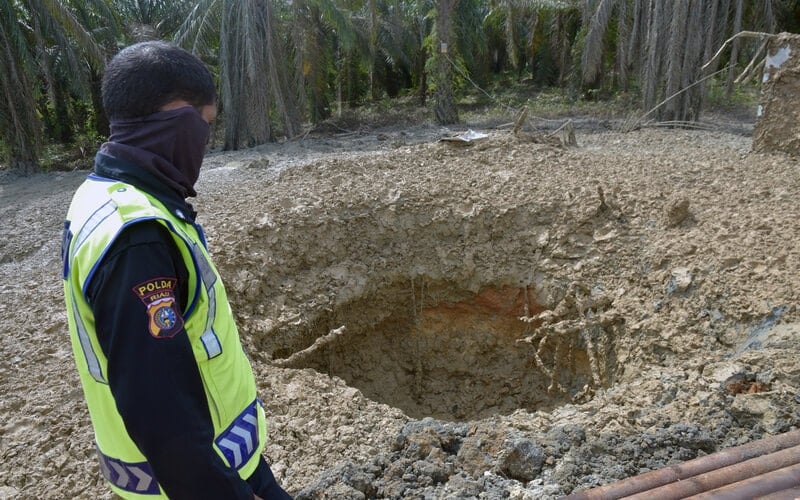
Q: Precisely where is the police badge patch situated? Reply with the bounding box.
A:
[133,277,184,338]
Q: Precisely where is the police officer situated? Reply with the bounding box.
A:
[62,41,291,499]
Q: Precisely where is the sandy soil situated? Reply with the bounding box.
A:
[1,116,799,499]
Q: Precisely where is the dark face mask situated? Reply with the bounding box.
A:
[102,106,211,198]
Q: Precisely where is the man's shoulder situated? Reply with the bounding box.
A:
[115,219,177,249]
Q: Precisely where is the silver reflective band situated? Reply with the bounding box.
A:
[192,241,222,359]
[68,200,117,383]
[97,447,160,495]
[73,200,117,253]
[71,293,106,383]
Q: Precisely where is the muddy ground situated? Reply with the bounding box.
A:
[1,113,799,499]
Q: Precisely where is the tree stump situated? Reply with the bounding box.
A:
[753,32,800,156]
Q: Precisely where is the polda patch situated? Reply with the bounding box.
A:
[132,277,184,338]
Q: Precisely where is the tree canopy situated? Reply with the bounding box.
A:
[1,0,797,173]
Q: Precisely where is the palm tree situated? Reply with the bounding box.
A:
[400,0,434,106]
[178,0,301,149]
[724,0,744,96]
[222,0,300,146]
[291,0,361,121]
[580,0,616,89]
[576,0,782,124]
[0,0,108,173]
[356,0,421,101]
[482,1,580,86]
[115,0,193,42]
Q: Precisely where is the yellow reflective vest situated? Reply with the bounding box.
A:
[63,176,266,498]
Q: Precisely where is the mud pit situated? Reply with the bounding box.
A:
[1,117,800,499]
[275,276,619,422]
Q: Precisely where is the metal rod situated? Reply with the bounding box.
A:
[623,444,800,500]
[685,462,800,499]
[562,429,800,499]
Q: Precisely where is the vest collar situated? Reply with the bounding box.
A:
[93,152,197,223]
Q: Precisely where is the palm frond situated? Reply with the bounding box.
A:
[0,14,40,164]
[581,0,616,85]
[39,0,105,67]
[175,0,222,56]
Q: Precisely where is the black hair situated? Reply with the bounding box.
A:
[102,41,216,120]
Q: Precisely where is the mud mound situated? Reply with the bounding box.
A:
[1,125,799,499]
[754,32,800,156]
[201,129,799,495]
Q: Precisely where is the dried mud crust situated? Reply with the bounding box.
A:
[1,125,799,499]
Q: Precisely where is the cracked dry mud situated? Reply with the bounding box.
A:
[1,120,799,499]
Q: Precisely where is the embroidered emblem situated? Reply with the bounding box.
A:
[133,278,184,338]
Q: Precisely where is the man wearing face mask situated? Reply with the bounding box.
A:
[62,41,291,499]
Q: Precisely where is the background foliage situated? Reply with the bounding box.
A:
[1,0,798,173]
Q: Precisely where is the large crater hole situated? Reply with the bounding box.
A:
[275,279,620,421]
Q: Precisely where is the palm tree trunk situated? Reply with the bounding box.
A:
[220,0,300,147]
[220,0,242,148]
[434,0,459,125]
[664,0,686,120]
[368,0,379,101]
[0,18,40,173]
[416,45,428,106]
[680,0,706,120]
[581,0,617,88]
[414,10,428,106]
[505,0,519,72]
[725,0,743,96]
[764,0,776,32]
[642,0,664,112]
[524,9,539,78]
[616,0,630,90]
[701,0,721,74]
[554,11,573,87]
[89,67,109,137]
[264,0,301,137]
[628,0,645,72]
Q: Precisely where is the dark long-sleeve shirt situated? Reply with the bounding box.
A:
[86,220,254,499]
[84,155,255,499]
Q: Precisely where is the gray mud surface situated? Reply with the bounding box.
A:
[1,120,799,499]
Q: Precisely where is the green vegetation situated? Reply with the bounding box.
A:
[0,0,796,173]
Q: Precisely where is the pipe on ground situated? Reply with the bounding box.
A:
[686,462,800,499]
[624,444,800,499]
[562,429,800,500]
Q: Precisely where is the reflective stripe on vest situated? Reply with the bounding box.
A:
[215,400,259,469]
[97,447,160,495]
[193,240,222,358]
[67,199,118,384]
[73,200,117,254]
[70,295,106,383]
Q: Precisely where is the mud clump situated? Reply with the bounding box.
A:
[753,32,800,156]
[295,419,550,499]
[294,418,721,499]
[664,196,691,227]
